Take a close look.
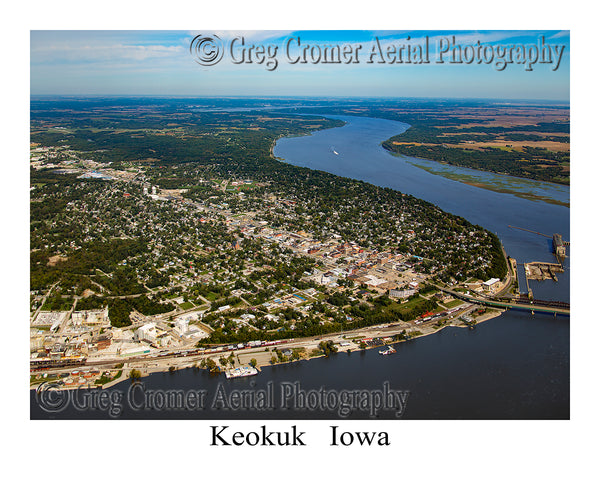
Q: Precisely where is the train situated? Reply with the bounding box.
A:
[31,339,293,371]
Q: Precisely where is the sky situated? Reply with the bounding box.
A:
[31,30,570,101]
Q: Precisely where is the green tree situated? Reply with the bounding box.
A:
[318,340,338,356]
[206,358,218,372]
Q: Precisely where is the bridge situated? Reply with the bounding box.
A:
[436,285,570,316]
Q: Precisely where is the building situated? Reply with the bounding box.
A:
[389,288,416,299]
[552,234,566,257]
[91,333,112,350]
[181,325,207,340]
[157,332,173,347]
[49,343,66,360]
[174,317,191,337]
[120,346,152,357]
[135,323,157,343]
[174,317,188,336]
[174,314,208,340]
[72,307,109,327]
[30,335,45,353]
[482,278,500,292]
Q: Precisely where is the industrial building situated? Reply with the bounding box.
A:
[72,307,109,327]
[135,323,157,343]
[174,315,208,340]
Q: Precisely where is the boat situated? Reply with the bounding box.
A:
[378,346,396,355]
[225,366,259,379]
[331,146,339,155]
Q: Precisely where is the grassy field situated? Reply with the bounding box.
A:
[443,299,465,308]
[383,295,434,316]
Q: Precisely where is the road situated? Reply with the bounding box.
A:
[436,285,569,315]
[30,282,59,323]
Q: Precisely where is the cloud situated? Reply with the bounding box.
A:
[372,30,568,48]
[32,42,185,64]
[546,30,570,40]
[188,30,294,43]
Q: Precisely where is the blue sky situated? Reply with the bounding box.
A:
[30,30,570,100]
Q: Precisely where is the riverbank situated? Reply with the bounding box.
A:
[107,308,506,387]
[30,306,507,391]
[31,306,569,420]
[403,158,570,208]
[269,119,348,161]
[130,308,505,381]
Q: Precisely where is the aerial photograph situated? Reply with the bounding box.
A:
[29,30,570,421]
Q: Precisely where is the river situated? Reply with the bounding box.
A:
[274,114,570,302]
[31,113,569,420]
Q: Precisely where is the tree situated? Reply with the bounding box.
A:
[318,340,338,356]
[250,358,257,367]
[206,358,218,372]
[129,369,142,380]
[108,298,132,328]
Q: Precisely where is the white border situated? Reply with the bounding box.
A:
[4,1,597,478]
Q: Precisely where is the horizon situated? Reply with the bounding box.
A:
[30,30,570,101]
[29,94,570,105]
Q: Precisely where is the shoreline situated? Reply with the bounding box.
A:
[272,112,569,207]
[132,308,505,380]
[382,146,570,190]
[402,157,570,207]
[31,307,506,391]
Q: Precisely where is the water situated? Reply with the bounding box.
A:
[274,114,570,302]
[30,311,569,419]
[31,113,570,420]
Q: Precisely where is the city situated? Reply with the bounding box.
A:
[29,107,517,387]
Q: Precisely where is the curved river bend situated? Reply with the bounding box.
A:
[274,114,570,302]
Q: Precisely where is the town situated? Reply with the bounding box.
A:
[29,102,512,388]
[30,141,512,388]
